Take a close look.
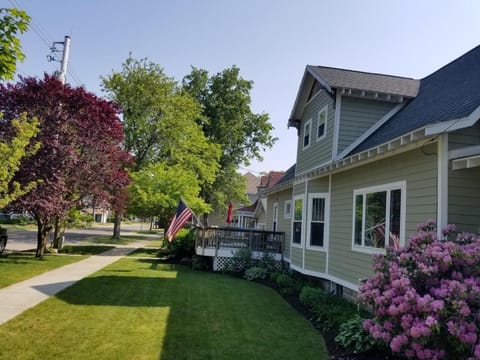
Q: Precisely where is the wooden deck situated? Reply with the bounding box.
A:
[195,227,285,258]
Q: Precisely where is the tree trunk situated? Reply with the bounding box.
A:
[36,220,50,258]
[113,212,121,239]
[149,217,153,231]
[52,217,64,250]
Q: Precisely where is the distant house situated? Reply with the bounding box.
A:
[261,46,480,298]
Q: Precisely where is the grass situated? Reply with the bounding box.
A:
[59,245,115,255]
[0,253,87,289]
[127,247,161,258]
[85,235,150,245]
[0,260,328,360]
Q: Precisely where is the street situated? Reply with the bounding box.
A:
[4,223,156,252]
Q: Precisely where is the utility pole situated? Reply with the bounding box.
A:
[47,35,71,85]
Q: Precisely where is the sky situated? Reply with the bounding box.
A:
[7,0,480,175]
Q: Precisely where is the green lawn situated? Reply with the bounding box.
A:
[0,254,87,289]
[59,245,115,255]
[128,247,162,258]
[85,234,150,245]
[0,260,328,360]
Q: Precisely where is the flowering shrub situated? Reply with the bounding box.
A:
[359,220,480,359]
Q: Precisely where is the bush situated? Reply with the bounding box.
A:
[166,228,195,260]
[299,286,329,309]
[276,272,302,296]
[360,221,480,359]
[244,266,268,281]
[335,315,379,354]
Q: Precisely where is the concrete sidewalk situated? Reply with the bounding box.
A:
[0,241,147,325]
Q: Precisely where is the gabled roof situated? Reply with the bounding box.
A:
[352,45,480,154]
[310,66,419,98]
[288,65,419,127]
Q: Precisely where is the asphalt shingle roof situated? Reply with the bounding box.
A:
[352,45,480,154]
[275,164,296,185]
[311,66,420,97]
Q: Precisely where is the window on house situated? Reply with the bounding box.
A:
[284,200,292,219]
[308,194,327,248]
[353,182,404,251]
[303,120,311,149]
[292,197,303,244]
[317,106,327,140]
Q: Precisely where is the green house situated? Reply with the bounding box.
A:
[263,46,480,299]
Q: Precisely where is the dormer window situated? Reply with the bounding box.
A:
[317,105,327,140]
[303,120,311,149]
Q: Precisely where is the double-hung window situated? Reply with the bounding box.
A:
[292,197,304,245]
[284,200,292,219]
[317,106,327,140]
[307,193,329,249]
[303,120,311,149]
[353,181,405,252]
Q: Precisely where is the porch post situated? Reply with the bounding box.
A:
[437,133,449,239]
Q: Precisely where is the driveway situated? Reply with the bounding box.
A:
[5,223,158,252]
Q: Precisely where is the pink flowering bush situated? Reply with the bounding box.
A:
[359,220,480,359]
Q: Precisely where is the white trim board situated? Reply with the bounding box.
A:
[425,104,480,136]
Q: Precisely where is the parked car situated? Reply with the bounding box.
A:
[0,226,7,254]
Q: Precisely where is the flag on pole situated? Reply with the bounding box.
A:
[166,200,193,242]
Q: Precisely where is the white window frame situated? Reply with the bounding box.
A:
[306,192,329,251]
[351,181,406,255]
[291,195,305,248]
[272,202,279,232]
[303,119,312,150]
[316,105,328,141]
[284,200,292,219]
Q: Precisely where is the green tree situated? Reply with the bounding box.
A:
[182,66,277,221]
[0,113,39,209]
[102,56,220,236]
[128,163,209,229]
[0,8,39,210]
[0,7,30,80]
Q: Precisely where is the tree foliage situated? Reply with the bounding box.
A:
[0,75,131,257]
[0,112,39,208]
[183,66,277,214]
[0,7,30,80]
[102,56,220,227]
[128,163,209,228]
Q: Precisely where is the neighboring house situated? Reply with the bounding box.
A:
[232,171,285,229]
[262,46,480,299]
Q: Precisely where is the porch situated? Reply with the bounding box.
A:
[194,227,285,260]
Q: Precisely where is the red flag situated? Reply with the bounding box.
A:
[226,201,233,224]
[166,200,193,242]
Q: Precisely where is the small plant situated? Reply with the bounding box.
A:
[299,286,329,309]
[276,272,301,296]
[335,315,379,354]
[244,266,268,281]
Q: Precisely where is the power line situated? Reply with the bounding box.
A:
[8,0,84,87]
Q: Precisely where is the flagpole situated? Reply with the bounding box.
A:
[180,197,204,228]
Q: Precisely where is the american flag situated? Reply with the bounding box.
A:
[166,200,193,242]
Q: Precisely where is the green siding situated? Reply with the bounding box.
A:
[296,91,334,174]
[266,189,293,259]
[338,98,395,154]
[447,125,480,233]
[291,247,303,267]
[307,177,329,193]
[329,145,438,286]
[305,249,326,272]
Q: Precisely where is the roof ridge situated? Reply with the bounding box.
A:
[310,65,417,81]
